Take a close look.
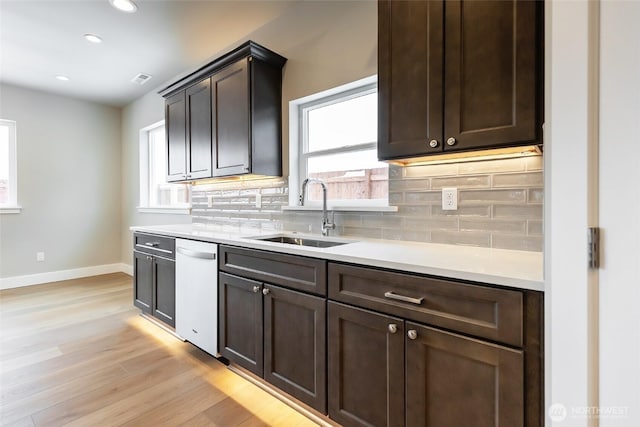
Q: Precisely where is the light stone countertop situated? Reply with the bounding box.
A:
[130,223,544,292]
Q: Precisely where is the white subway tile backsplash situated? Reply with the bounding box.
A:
[432,205,491,217]
[404,217,458,231]
[430,231,491,247]
[494,204,543,219]
[460,219,526,234]
[492,172,543,187]
[528,220,544,235]
[459,189,527,204]
[190,156,544,252]
[431,175,491,189]
[383,228,429,242]
[458,157,527,174]
[403,163,459,178]
[389,179,430,191]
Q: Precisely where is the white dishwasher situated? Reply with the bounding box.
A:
[175,239,218,357]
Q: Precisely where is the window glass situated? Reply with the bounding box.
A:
[306,92,377,152]
[295,79,388,207]
[0,120,17,208]
[139,122,190,210]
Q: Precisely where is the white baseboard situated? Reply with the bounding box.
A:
[0,263,132,290]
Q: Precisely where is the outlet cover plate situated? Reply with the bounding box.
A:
[442,188,458,210]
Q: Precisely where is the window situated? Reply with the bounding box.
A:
[289,76,389,208]
[139,121,190,213]
[0,119,19,213]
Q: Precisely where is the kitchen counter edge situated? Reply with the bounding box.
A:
[130,224,544,292]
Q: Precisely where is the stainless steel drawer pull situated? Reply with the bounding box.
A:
[144,242,159,247]
[177,247,216,260]
[135,244,173,254]
[384,291,424,305]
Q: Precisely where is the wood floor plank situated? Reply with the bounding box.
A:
[0,273,322,427]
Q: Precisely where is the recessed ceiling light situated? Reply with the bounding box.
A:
[55,75,70,81]
[109,0,137,13]
[84,34,103,44]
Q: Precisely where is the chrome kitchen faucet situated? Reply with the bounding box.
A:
[299,178,336,236]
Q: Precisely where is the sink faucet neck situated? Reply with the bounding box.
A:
[299,178,336,236]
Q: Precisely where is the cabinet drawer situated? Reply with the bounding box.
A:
[219,246,327,296]
[328,263,523,347]
[134,233,175,259]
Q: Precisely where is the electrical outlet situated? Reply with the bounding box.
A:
[255,194,262,208]
[207,195,213,208]
[36,252,45,262]
[442,187,458,210]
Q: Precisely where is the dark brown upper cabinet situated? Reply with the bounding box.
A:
[378,0,543,161]
[160,41,286,182]
[165,91,188,181]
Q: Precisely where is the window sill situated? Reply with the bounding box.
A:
[137,206,191,215]
[0,205,22,214]
[282,205,398,213]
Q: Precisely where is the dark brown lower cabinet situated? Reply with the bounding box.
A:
[219,272,264,376]
[133,250,153,315]
[152,256,176,326]
[264,285,326,412]
[329,303,525,427]
[133,250,176,327]
[219,271,327,413]
[328,302,405,427]
[405,322,523,427]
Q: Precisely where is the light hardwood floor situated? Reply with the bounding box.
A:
[0,273,318,427]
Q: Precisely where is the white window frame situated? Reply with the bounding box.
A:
[0,119,20,214]
[138,120,191,214]
[288,76,392,211]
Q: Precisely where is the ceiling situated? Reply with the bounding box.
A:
[0,0,301,107]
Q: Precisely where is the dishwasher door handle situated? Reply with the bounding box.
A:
[177,247,216,260]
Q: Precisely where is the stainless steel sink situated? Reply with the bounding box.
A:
[253,235,350,248]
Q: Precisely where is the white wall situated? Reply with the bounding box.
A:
[119,90,191,269]
[119,0,377,265]
[0,83,122,284]
[598,1,640,424]
[547,1,640,425]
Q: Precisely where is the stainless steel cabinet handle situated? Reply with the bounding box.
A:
[407,330,418,340]
[176,247,216,260]
[429,139,439,148]
[262,288,270,296]
[388,324,398,334]
[144,242,159,247]
[446,137,457,146]
[384,291,424,305]
[252,285,260,293]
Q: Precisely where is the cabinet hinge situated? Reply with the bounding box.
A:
[588,227,600,269]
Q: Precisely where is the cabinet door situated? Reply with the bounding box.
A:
[406,322,524,426]
[153,256,176,328]
[133,251,153,315]
[378,0,444,160]
[263,285,326,413]
[186,78,213,179]
[443,0,539,152]
[328,302,404,427]
[166,91,187,182]
[219,272,263,376]
[212,58,251,177]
